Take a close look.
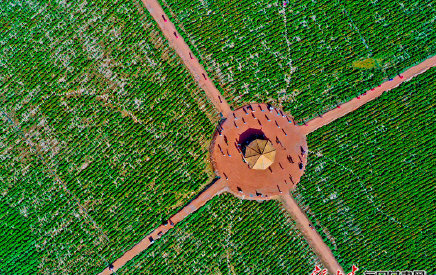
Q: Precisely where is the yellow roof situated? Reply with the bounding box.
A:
[244,139,276,170]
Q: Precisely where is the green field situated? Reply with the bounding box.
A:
[158,0,436,121]
[1,0,218,273]
[2,0,436,273]
[293,67,436,273]
[118,193,323,274]
[0,116,107,274]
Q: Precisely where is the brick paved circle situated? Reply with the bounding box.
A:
[210,103,308,200]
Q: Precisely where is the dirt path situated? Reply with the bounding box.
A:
[303,55,436,135]
[141,0,232,117]
[279,193,344,275]
[99,1,436,273]
[99,179,228,274]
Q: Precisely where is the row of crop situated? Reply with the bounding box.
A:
[118,193,323,274]
[1,0,218,272]
[0,122,109,274]
[0,200,39,274]
[172,0,375,116]
[294,68,436,272]
[340,0,436,77]
[33,93,213,263]
[0,128,41,274]
[159,0,436,121]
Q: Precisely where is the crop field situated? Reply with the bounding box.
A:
[158,0,436,120]
[293,68,436,272]
[2,0,435,273]
[0,116,107,274]
[1,0,218,272]
[118,193,323,274]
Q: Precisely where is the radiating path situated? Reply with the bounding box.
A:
[303,55,436,135]
[279,193,344,275]
[99,1,436,274]
[99,179,228,274]
[141,0,232,117]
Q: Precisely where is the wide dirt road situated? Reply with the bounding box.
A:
[99,179,228,274]
[141,0,232,117]
[280,193,344,275]
[303,55,436,135]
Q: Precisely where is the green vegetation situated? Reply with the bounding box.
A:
[294,68,436,272]
[158,0,436,120]
[2,0,435,273]
[0,192,38,273]
[118,193,322,274]
[341,0,435,77]
[0,116,106,274]
[1,0,217,272]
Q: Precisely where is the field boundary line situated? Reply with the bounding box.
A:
[302,55,436,135]
[98,178,228,274]
[140,0,232,117]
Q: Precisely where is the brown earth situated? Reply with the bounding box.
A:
[303,55,436,135]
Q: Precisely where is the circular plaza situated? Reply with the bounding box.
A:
[210,103,308,200]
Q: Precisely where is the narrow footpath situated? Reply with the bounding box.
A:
[280,193,344,275]
[99,179,228,274]
[141,0,232,117]
[303,55,436,135]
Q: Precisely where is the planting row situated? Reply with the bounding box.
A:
[119,193,323,274]
[294,67,436,273]
[1,0,218,272]
[158,0,436,120]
